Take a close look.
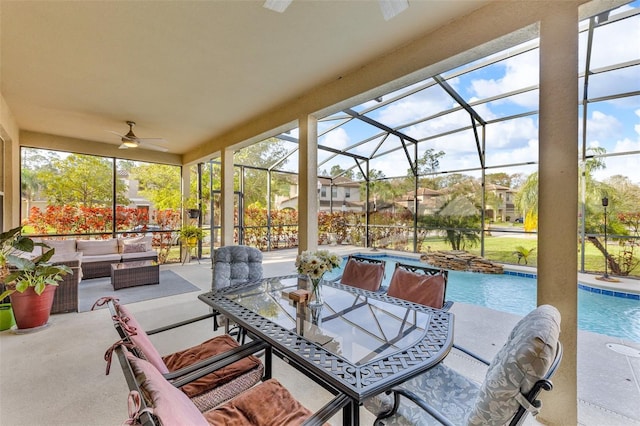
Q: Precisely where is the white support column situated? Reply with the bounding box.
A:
[537,3,579,424]
[181,166,191,227]
[220,148,235,246]
[298,115,318,253]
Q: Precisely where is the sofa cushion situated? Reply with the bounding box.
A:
[121,251,158,261]
[77,239,119,256]
[118,236,153,253]
[42,239,77,254]
[81,253,121,263]
[122,243,147,253]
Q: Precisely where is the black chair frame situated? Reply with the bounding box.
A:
[375,341,563,426]
[114,344,352,426]
[106,299,272,384]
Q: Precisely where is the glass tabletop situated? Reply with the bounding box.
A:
[220,275,432,365]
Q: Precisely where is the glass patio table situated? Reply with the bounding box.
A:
[198,274,454,425]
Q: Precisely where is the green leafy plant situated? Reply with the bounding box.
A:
[0,226,71,298]
[513,246,536,265]
[179,225,203,242]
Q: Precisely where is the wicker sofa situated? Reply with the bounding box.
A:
[42,236,158,280]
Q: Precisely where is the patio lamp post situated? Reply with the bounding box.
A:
[602,196,609,279]
[371,198,378,252]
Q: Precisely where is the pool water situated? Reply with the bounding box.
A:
[327,254,640,342]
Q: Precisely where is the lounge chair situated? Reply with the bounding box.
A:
[338,254,386,291]
[386,262,451,310]
[103,298,268,412]
[364,304,563,425]
[114,344,349,426]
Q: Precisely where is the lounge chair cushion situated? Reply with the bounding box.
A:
[467,304,561,425]
[387,268,445,309]
[340,258,384,291]
[363,362,481,425]
[162,334,263,398]
[117,305,170,374]
[203,378,314,426]
[126,350,209,426]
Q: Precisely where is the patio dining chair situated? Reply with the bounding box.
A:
[386,262,452,310]
[211,245,263,334]
[364,304,563,426]
[114,344,349,426]
[103,298,268,412]
[212,245,263,290]
[338,255,386,292]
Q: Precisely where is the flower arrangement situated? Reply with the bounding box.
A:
[295,250,341,280]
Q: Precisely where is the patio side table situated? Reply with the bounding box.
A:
[110,260,160,290]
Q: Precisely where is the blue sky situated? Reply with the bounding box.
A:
[306,2,640,185]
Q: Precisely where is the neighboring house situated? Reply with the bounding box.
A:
[485,183,517,222]
[277,176,363,213]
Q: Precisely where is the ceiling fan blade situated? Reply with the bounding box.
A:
[118,143,129,150]
[108,130,128,138]
[139,142,169,152]
[379,0,408,21]
[263,0,292,13]
[136,137,167,144]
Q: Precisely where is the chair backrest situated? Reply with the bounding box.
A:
[212,245,263,290]
[340,255,386,292]
[386,262,449,309]
[109,302,170,374]
[467,304,562,425]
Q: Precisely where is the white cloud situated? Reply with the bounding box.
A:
[470,49,539,108]
[320,127,350,150]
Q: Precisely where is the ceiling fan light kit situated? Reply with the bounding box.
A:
[109,121,169,152]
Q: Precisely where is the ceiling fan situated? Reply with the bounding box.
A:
[263,0,409,21]
[108,121,169,152]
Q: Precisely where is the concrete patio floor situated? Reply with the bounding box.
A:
[1,247,639,425]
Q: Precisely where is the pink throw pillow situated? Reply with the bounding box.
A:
[387,268,445,309]
[117,305,169,374]
[340,259,384,291]
[125,350,208,426]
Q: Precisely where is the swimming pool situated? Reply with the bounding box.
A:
[327,254,640,342]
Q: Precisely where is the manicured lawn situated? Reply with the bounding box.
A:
[417,233,640,277]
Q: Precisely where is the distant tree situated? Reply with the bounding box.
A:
[486,172,513,187]
[330,164,354,179]
[234,139,292,208]
[130,163,181,209]
[37,154,128,206]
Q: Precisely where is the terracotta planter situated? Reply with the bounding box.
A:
[9,285,56,330]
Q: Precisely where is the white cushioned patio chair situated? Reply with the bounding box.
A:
[364,304,563,426]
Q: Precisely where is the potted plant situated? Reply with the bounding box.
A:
[1,226,36,330]
[0,227,71,330]
[179,225,203,246]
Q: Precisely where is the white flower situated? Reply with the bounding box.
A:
[295,250,341,280]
